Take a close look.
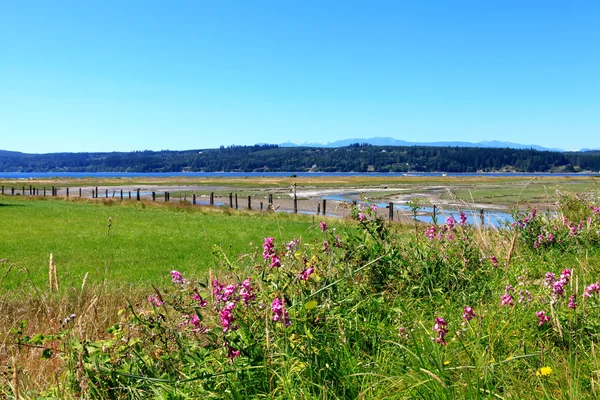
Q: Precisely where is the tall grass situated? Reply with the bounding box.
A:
[1,192,600,398]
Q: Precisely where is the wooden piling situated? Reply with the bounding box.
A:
[389,202,394,220]
[322,199,327,216]
[229,193,233,208]
[235,193,238,209]
[210,192,214,206]
[248,195,251,210]
[480,209,485,227]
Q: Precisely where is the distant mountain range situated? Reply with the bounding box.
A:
[278,137,566,152]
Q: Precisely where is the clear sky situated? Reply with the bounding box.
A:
[1,1,598,153]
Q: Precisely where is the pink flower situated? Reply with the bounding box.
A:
[446,216,455,229]
[319,221,328,232]
[300,267,314,281]
[568,295,577,309]
[192,292,207,307]
[459,212,467,225]
[425,226,436,240]
[583,282,600,298]
[263,237,275,259]
[463,306,477,322]
[490,256,499,268]
[148,294,163,307]
[239,277,255,306]
[536,310,551,327]
[271,297,291,327]
[286,239,300,252]
[170,270,183,284]
[224,341,241,363]
[371,204,378,212]
[358,213,365,222]
[323,240,329,253]
[500,284,515,306]
[270,255,281,268]
[220,301,237,333]
[433,317,448,345]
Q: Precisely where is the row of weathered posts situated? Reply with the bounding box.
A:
[0,185,488,225]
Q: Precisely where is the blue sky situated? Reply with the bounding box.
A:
[0,1,598,153]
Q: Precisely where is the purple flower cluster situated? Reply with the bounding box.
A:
[181,314,209,334]
[263,237,275,259]
[463,306,477,322]
[500,284,515,306]
[148,294,163,307]
[490,256,499,268]
[459,211,467,225]
[583,282,600,298]
[568,295,577,309]
[286,239,300,252]
[191,292,207,307]
[271,297,291,327]
[300,267,315,281]
[220,301,237,333]
[239,278,255,306]
[170,270,184,284]
[319,221,328,232]
[425,226,437,240]
[224,341,241,362]
[446,216,455,230]
[518,290,532,304]
[536,310,551,327]
[433,317,448,345]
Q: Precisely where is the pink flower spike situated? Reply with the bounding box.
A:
[319,221,328,232]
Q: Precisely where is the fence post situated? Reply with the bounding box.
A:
[269,194,273,204]
[112,191,116,198]
[11,187,15,195]
[293,183,297,213]
[192,194,195,205]
[52,186,55,197]
[322,199,327,216]
[29,185,32,195]
[432,205,437,223]
[248,195,251,210]
[389,202,394,220]
[22,186,25,195]
[152,192,156,201]
[136,189,140,201]
[260,201,263,211]
[317,203,321,215]
[66,188,69,197]
[95,187,98,198]
[235,193,238,209]
[210,192,214,206]
[480,209,485,227]
[229,193,233,208]
[121,190,123,200]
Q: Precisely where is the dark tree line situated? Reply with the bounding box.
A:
[0,144,599,173]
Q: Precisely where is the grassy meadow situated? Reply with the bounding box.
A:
[0,196,323,293]
[1,185,600,399]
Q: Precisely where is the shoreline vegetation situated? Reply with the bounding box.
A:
[1,178,599,398]
[1,144,600,173]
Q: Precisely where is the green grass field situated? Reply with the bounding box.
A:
[0,196,323,293]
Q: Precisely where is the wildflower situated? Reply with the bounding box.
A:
[224,341,241,363]
[544,272,557,286]
[398,326,409,339]
[170,270,183,284]
[270,255,281,268]
[583,282,600,298]
[220,301,237,333]
[192,292,207,307]
[536,366,553,377]
[433,317,448,346]
[239,277,255,306]
[371,204,378,212]
[425,226,437,240]
[263,237,275,259]
[188,314,208,333]
[319,221,328,232]
[518,290,532,304]
[323,240,329,253]
[536,310,551,327]
[463,306,477,322]
[490,256,499,268]
[568,295,577,309]
[213,279,225,302]
[286,239,300,252]
[500,285,515,306]
[271,297,291,327]
[62,313,77,325]
[459,211,467,225]
[358,213,365,222]
[300,267,314,281]
[148,294,163,307]
[334,235,342,248]
[446,216,455,229]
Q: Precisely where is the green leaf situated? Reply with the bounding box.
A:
[304,300,318,310]
[41,348,53,360]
